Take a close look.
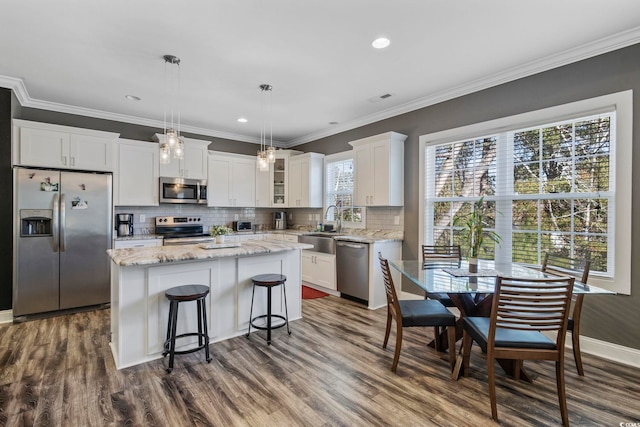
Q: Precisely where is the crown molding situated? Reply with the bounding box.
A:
[3,26,640,149]
[284,26,640,147]
[0,75,29,104]
[0,75,279,147]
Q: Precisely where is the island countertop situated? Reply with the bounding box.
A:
[107,240,313,267]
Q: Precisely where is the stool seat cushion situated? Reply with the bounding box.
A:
[165,284,210,301]
[399,299,456,327]
[463,317,556,351]
[252,274,287,286]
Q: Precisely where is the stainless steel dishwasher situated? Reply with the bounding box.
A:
[336,241,369,303]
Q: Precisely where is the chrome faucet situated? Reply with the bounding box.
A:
[325,204,342,233]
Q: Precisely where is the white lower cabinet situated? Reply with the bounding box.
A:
[113,239,162,249]
[302,250,336,290]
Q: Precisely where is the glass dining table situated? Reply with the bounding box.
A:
[388,258,614,380]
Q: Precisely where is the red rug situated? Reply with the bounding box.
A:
[302,285,329,299]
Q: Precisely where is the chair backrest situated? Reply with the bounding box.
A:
[422,245,461,269]
[378,252,401,316]
[489,276,575,349]
[422,245,462,261]
[541,253,590,284]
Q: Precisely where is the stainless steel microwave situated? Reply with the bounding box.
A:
[159,177,207,204]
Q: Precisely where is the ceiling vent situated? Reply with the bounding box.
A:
[368,93,393,103]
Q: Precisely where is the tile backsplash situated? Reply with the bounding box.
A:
[115,205,404,235]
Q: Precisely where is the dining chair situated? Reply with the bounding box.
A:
[461,275,575,426]
[421,245,461,307]
[541,253,591,376]
[378,252,457,373]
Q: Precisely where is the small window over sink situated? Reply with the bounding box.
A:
[324,152,365,229]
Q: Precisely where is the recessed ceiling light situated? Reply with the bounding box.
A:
[237,117,248,123]
[372,37,390,49]
[125,95,141,101]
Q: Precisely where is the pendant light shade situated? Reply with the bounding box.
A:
[266,145,276,163]
[161,54,184,164]
[257,84,275,169]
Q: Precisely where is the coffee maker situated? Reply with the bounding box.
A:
[273,211,287,230]
[116,213,134,237]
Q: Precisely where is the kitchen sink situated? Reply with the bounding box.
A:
[298,233,341,254]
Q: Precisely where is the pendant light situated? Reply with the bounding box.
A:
[257,84,275,171]
[160,54,184,164]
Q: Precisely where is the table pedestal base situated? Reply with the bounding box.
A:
[428,293,533,382]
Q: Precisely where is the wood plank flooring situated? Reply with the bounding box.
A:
[0,295,639,426]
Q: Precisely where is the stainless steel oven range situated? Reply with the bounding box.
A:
[155,216,216,245]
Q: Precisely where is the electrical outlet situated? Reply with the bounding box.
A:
[289,213,293,220]
[308,214,313,220]
[394,216,400,225]
[140,214,146,223]
[234,214,239,220]
[315,214,320,221]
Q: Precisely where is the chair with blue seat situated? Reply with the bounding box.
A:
[541,253,591,376]
[461,275,575,426]
[378,252,457,373]
[421,245,461,307]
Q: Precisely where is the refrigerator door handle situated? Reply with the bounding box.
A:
[60,193,66,252]
[53,193,59,252]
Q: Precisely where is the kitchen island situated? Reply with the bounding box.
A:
[107,240,312,369]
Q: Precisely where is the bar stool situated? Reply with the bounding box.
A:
[162,284,212,373]
[246,274,291,345]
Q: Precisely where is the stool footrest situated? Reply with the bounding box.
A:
[163,332,210,356]
[250,314,288,331]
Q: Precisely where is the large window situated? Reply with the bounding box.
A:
[324,153,365,227]
[427,114,612,271]
[420,91,632,294]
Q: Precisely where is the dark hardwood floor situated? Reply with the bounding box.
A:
[0,295,639,426]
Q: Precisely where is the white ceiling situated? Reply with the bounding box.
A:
[1,1,640,147]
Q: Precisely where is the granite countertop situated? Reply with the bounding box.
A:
[285,227,404,243]
[114,228,403,244]
[107,240,313,267]
[113,234,164,241]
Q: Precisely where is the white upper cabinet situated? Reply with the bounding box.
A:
[349,131,407,207]
[255,166,271,208]
[114,139,159,206]
[271,155,289,207]
[13,119,119,172]
[154,134,209,179]
[254,150,301,207]
[207,151,256,207]
[288,153,324,208]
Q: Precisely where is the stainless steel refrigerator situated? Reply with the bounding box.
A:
[13,167,113,317]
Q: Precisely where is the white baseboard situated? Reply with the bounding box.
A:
[0,309,13,324]
[578,335,640,369]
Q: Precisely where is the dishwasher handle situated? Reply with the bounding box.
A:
[336,241,367,250]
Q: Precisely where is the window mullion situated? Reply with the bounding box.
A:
[495,131,512,263]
